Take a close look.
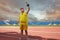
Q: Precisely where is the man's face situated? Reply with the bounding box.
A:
[20,8,24,12]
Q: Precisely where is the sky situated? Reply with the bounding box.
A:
[0,0,60,22]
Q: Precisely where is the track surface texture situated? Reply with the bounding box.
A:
[0,26,60,40]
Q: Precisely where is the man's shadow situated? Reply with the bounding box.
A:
[0,32,60,40]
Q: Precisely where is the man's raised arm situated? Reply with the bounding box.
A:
[26,2,30,14]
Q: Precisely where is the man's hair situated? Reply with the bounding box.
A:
[20,8,24,10]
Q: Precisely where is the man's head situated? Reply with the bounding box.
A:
[20,8,24,12]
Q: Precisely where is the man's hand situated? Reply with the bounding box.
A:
[26,1,28,5]
[26,1,30,14]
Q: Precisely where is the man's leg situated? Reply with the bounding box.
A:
[25,30,29,40]
[19,30,23,40]
[25,23,28,36]
[20,25,23,35]
[21,30,23,36]
[25,30,28,36]
[20,25,24,40]
[25,25,29,40]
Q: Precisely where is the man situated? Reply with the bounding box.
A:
[19,2,30,40]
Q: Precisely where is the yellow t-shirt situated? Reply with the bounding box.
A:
[19,12,28,22]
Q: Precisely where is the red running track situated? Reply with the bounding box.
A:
[0,26,60,40]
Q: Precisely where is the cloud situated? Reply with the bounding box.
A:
[0,0,60,21]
